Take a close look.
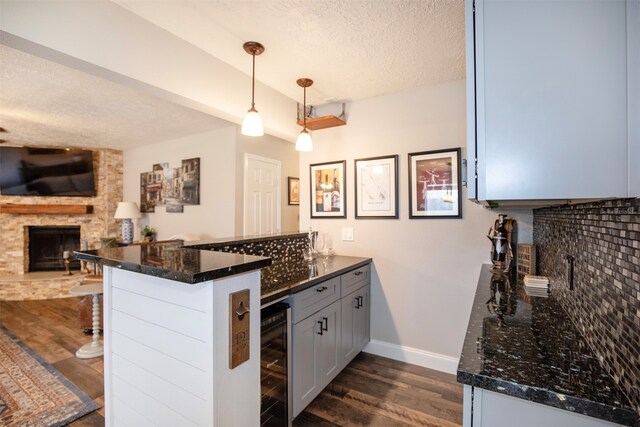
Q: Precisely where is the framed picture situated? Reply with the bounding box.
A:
[310,160,346,218]
[354,155,398,219]
[288,177,300,205]
[408,148,462,218]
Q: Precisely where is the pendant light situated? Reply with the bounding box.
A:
[241,41,265,137]
[296,78,313,152]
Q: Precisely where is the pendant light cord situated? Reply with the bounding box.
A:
[303,86,307,129]
[251,53,256,109]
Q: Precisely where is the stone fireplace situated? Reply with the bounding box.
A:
[0,148,123,277]
[28,226,81,271]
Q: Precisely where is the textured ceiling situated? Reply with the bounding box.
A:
[0,45,232,149]
[112,0,465,106]
[1,1,465,150]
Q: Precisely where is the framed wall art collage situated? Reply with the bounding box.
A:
[309,147,461,220]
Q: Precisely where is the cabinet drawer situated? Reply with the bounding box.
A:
[291,277,340,324]
[341,264,370,296]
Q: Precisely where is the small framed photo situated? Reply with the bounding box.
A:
[354,155,398,219]
[288,177,300,205]
[310,160,346,218]
[409,148,462,219]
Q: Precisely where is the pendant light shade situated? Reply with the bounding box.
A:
[296,78,313,152]
[241,42,265,137]
[295,129,313,151]
[242,108,264,137]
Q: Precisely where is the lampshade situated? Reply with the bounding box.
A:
[114,202,141,219]
[242,108,264,137]
[295,129,313,152]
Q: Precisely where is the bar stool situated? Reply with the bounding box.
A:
[70,282,104,359]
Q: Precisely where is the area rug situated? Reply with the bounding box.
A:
[0,324,99,426]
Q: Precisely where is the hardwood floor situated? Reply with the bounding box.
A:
[0,297,105,426]
[0,298,463,427]
[294,353,463,427]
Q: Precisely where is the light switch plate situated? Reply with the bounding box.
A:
[342,227,354,241]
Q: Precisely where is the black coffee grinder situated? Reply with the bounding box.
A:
[487,214,516,272]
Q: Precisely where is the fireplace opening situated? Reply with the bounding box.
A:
[28,226,81,272]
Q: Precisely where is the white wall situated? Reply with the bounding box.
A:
[123,127,237,241]
[300,80,533,373]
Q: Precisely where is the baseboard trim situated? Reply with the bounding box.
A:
[363,339,459,375]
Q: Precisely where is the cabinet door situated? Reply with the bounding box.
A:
[292,299,342,418]
[292,313,321,417]
[472,0,629,200]
[629,0,640,197]
[318,299,341,389]
[471,387,623,427]
[340,291,359,370]
[341,285,371,370]
[355,285,370,354]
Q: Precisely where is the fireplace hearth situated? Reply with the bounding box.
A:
[28,226,81,272]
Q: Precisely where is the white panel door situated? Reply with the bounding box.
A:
[244,154,281,235]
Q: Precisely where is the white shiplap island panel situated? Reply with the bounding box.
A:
[103,267,261,427]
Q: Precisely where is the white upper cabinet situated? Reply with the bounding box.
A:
[466,0,639,201]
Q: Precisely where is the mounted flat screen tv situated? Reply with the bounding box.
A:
[0,147,96,197]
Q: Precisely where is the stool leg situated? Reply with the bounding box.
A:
[75,292,104,359]
[91,293,101,348]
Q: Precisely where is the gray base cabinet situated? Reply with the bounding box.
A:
[463,386,624,427]
[291,264,371,418]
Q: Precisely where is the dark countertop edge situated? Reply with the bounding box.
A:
[456,264,640,427]
[456,371,640,426]
[185,231,307,249]
[260,257,372,305]
[73,250,272,285]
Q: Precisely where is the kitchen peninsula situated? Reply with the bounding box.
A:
[74,234,372,426]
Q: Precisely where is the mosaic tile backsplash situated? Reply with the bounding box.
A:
[198,233,308,260]
[533,198,640,413]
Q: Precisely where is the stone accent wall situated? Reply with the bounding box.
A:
[533,198,640,413]
[0,148,123,275]
[0,274,89,300]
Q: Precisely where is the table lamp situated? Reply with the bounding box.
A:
[114,202,142,244]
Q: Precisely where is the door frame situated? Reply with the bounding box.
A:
[243,153,282,236]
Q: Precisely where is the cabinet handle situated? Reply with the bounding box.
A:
[354,271,363,276]
[316,286,328,293]
[355,296,361,309]
[322,317,328,332]
[317,321,324,335]
[358,296,364,307]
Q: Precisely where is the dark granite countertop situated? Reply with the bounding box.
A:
[259,255,371,306]
[73,241,271,284]
[74,240,370,305]
[457,264,639,426]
